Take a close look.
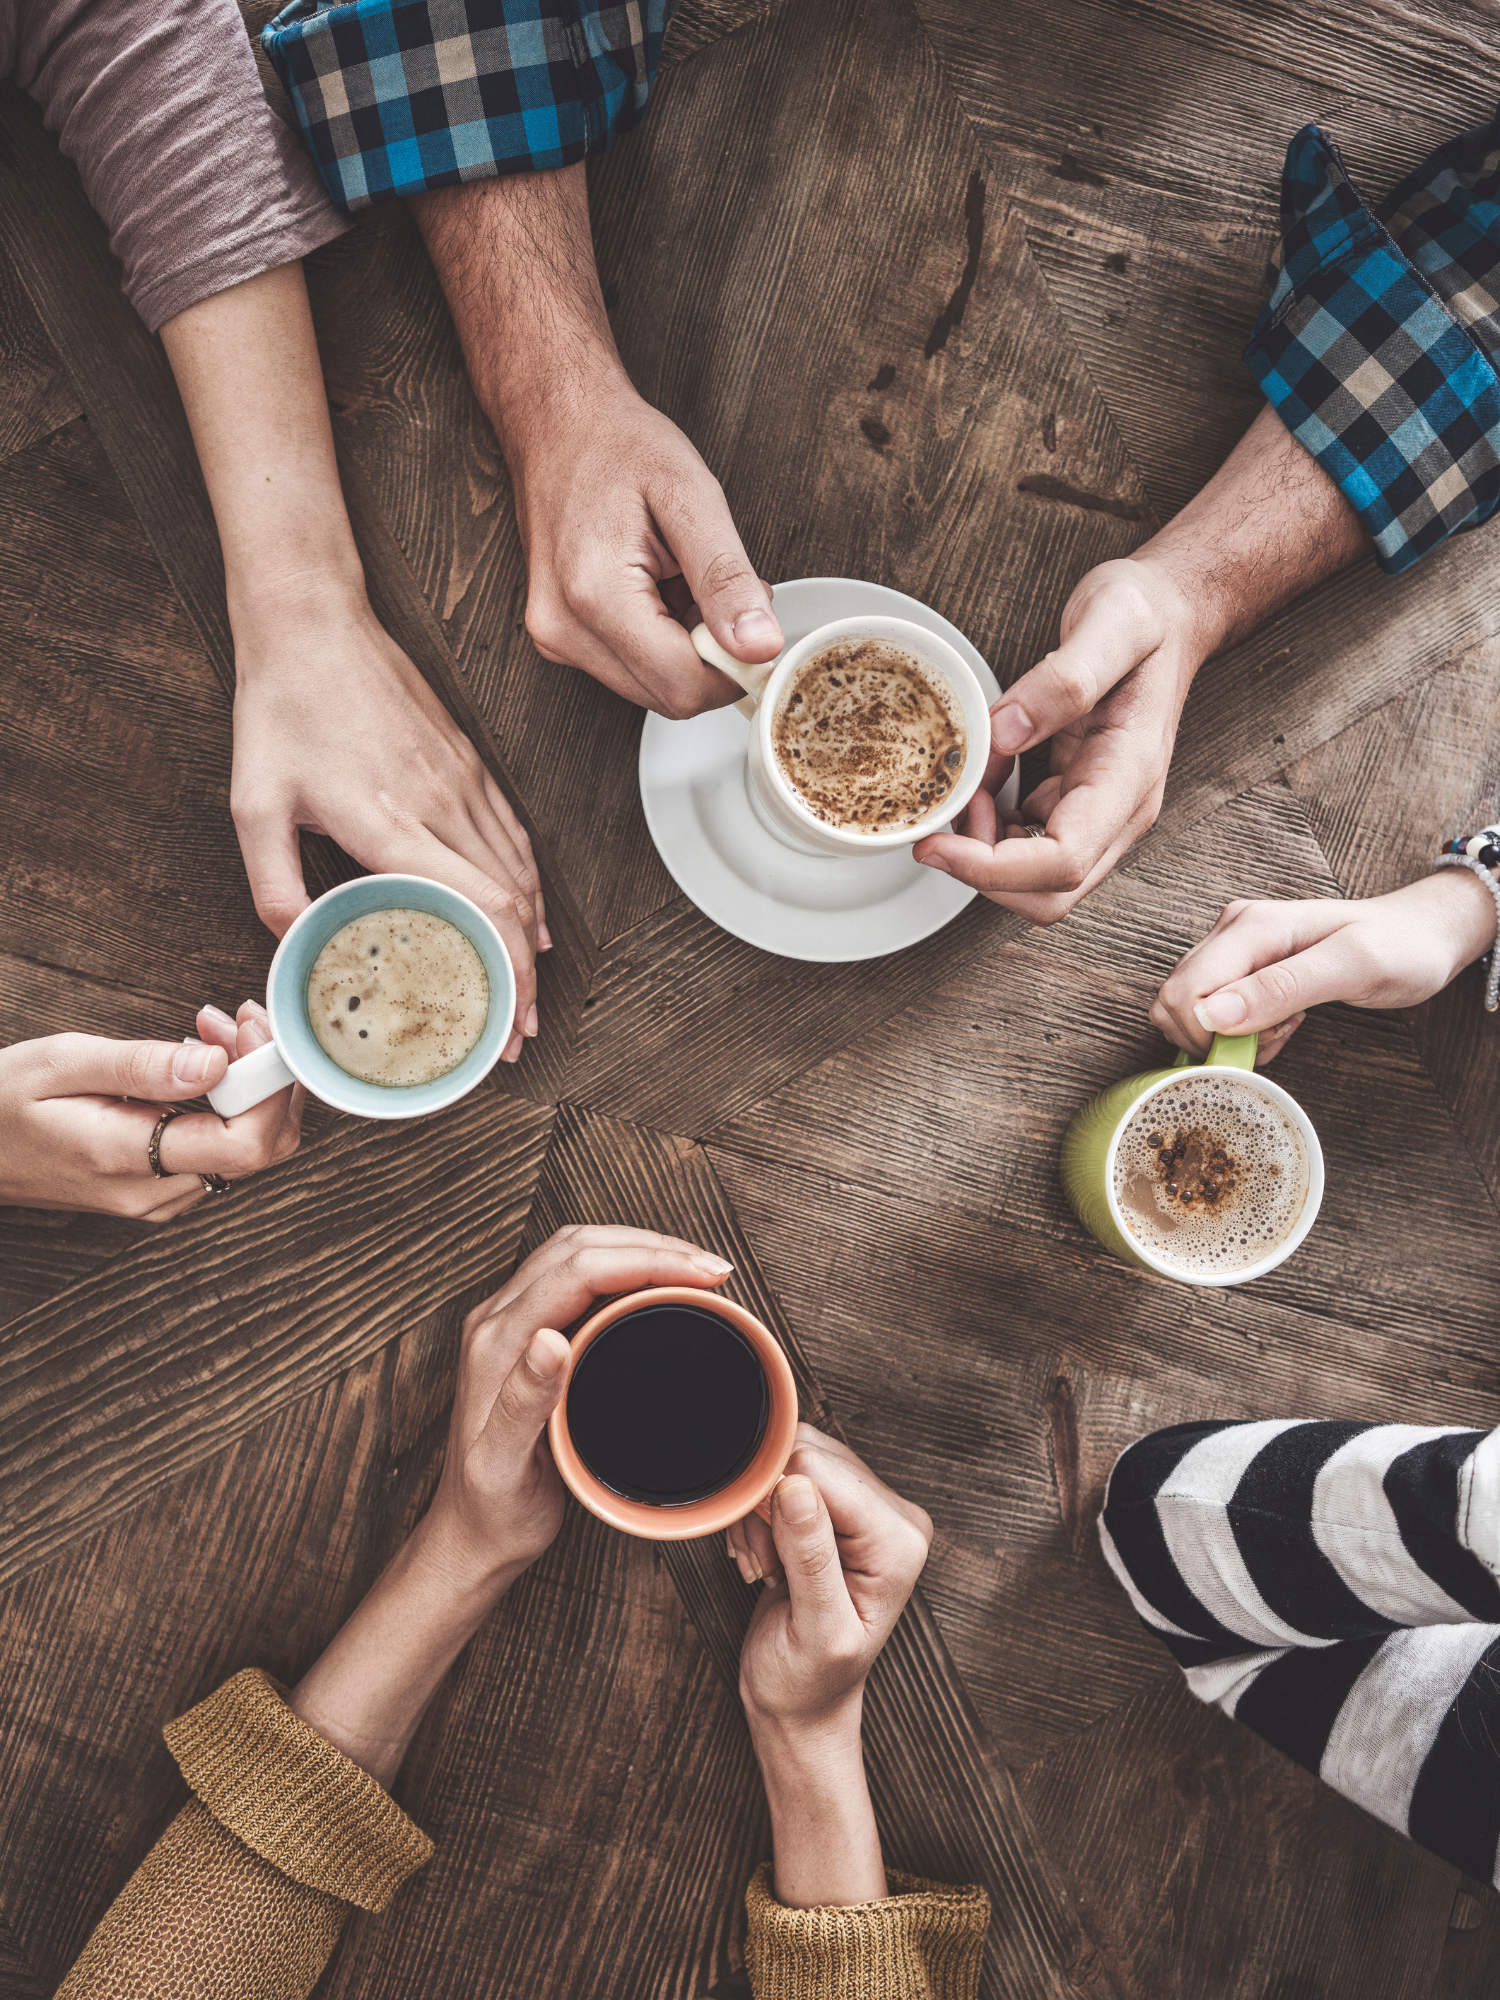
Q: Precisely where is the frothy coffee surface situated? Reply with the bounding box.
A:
[308,909,488,1087]
[771,639,966,832]
[1113,1075,1309,1277]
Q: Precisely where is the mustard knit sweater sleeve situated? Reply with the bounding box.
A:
[54,1670,988,2000]
[744,1863,990,2000]
[55,1669,434,2000]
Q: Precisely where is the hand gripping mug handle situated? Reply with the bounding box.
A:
[205,1037,296,1118]
[691,624,777,720]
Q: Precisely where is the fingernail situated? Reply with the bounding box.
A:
[503,1032,523,1063]
[693,1255,734,1276]
[1195,993,1248,1032]
[538,921,553,951]
[921,854,951,876]
[776,1476,817,1524]
[525,1330,564,1381]
[737,1552,762,1585]
[733,608,780,650]
[524,1003,539,1037]
[201,1005,236,1029]
[991,704,1032,755]
[173,1044,214,1084]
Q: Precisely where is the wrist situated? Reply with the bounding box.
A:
[1125,543,1221,681]
[227,561,371,653]
[404,1503,528,1610]
[486,344,637,473]
[1426,863,1500,970]
[745,1693,866,1786]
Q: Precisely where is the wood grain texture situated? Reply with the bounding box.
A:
[9,0,1500,1989]
[0,1091,553,1589]
[0,247,77,463]
[913,0,1500,516]
[525,1104,1116,2000]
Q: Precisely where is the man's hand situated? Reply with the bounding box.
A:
[1151,871,1499,1065]
[230,586,547,1061]
[915,558,1199,922]
[916,404,1372,924]
[413,165,783,721]
[0,1003,303,1218]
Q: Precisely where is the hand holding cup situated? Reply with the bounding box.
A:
[0,1002,303,1218]
[1151,876,1500,1065]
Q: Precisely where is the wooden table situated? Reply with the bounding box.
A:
[4,0,1500,1992]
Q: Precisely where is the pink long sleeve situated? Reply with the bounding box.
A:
[0,0,346,329]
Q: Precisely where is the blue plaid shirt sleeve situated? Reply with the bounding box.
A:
[261,0,666,215]
[1245,114,1500,575]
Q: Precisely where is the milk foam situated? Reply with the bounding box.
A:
[1112,1075,1309,1276]
[771,639,966,833]
[308,909,488,1087]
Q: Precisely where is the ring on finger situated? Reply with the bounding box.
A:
[148,1105,185,1179]
[198,1173,233,1195]
[1024,822,1048,839]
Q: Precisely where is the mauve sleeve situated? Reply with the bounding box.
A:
[6,0,348,331]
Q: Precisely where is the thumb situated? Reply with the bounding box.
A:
[487,1328,572,1454]
[769,1476,850,1636]
[234,809,310,939]
[658,483,782,666]
[38,1033,228,1102]
[1194,932,1368,1037]
[988,566,1163,756]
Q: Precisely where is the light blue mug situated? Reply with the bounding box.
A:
[205,874,516,1121]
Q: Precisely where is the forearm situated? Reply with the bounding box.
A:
[159,264,365,624]
[290,1512,519,1788]
[412,166,629,474]
[1135,403,1371,663]
[748,1704,887,1909]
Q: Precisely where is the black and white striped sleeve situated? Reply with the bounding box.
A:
[1099,1420,1500,1885]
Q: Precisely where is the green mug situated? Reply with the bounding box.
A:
[1060,1032,1325,1286]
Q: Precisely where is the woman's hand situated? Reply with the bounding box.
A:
[0,1002,303,1217]
[229,590,549,1064]
[728,1429,932,1908]
[291,1224,734,1784]
[1151,871,1499,1064]
[421,1224,736,1588]
[159,264,548,1068]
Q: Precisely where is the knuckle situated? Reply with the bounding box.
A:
[696,547,753,603]
[1042,651,1099,717]
[1256,961,1304,1009]
[524,598,571,660]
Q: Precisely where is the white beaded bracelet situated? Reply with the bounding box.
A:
[1434,853,1500,1012]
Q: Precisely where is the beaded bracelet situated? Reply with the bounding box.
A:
[1435,821,1500,1012]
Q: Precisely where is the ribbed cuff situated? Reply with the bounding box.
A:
[744,1863,989,2000]
[164,1668,434,1911]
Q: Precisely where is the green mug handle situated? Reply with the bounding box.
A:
[1172,1031,1259,1072]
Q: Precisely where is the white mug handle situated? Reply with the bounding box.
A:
[206,1036,296,1118]
[690,623,777,719]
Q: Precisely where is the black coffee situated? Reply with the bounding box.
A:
[566,1303,768,1505]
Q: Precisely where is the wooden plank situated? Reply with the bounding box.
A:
[525,1103,1117,2000]
[0,1090,553,1589]
[0,245,77,463]
[1016,1674,1456,2000]
[913,0,1500,516]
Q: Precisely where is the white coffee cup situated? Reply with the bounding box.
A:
[691,614,992,858]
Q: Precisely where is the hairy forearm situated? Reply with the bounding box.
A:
[749,1705,888,1909]
[290,1512,519,1788]
[160,264,365,622]
[412,164,627,465]
[1136,403,1370,662]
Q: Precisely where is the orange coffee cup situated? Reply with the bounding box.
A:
[548,1286,800,1541]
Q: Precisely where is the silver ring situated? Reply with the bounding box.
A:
[1024,822,1048,839]
[199,1173,233,1195]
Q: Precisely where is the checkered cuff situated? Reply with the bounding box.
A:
[262,0,665,214]
[1245,119,1500,575]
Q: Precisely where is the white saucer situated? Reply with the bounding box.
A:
[638,578,1018,964]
